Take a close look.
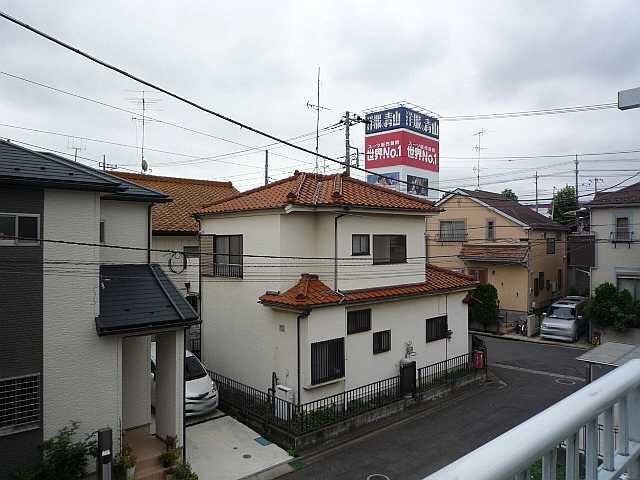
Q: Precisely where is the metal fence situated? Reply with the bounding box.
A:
[209,352,482,438]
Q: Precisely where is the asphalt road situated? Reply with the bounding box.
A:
[281,336,591,480]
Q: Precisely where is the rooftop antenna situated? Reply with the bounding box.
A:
[472,128,488,189]
[306,67,330,173]
[127,90,161,172]
[66,136,86,162]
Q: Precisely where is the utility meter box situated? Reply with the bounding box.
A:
[275,385,293,421]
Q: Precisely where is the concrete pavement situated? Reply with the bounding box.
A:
[279,336,590,480]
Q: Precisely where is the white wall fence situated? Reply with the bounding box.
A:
[424,359,640,480]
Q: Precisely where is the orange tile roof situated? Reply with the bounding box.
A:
[197,171,439,215]
[459,243,529,263]
[259,265,477,309]
[110,172,237,233]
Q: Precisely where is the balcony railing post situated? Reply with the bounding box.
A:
[628,386,640,479]
[603,406,615,471]
[586,418,598,480]
[565,432,579,480]
[618,395,629,456]
[542,449,556,480]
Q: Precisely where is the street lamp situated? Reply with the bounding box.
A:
[618,87,640,110]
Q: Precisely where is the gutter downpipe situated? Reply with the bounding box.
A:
[334,213,346,291]
[297,311,309,406]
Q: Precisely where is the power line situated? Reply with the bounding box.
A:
[438,103,617,122]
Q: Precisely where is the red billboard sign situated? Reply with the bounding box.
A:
[365,130,439,172]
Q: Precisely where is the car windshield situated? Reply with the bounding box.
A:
[185,356,207,381]
[548,306,575,319]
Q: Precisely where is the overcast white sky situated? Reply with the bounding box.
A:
[1,1,639,202]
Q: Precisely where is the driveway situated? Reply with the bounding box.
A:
[187,415,292,480]
[280,336,589,480]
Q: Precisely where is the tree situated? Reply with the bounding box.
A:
[501,188,518,201]
[550,185,578,224]
[585,282,638,331]
[469,284,499,331]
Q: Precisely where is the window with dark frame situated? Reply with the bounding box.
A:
[373,330,391,354]
[0,374,40,434]
[546,237,556,254]
[539,271,545,288]
[486,219,496,241]
[311,338,344,385]
[534,278,539,296]
[347,309,371,334]
[214,234,243,278]
[99,221,105,243]
[438,220,466,241]
[0,214,39,245]
[352,234,370,256]
[425,315,448,342]
[615,217,631,241]
[373,235,406,264]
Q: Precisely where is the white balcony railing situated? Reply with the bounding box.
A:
[424,359,640,480]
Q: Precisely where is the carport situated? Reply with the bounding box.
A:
[576,341,640,382]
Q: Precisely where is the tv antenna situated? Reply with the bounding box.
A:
[472,128,489,189]
[306,67,330,173]
[66,136,86,162]
[127,90,161,172]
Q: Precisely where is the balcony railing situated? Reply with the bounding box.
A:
[423,359,640,480]
[213,263,243,278]
[610,230,634,243]
[436,232,468,242]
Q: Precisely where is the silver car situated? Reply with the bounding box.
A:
[151,342,219,417]
[540,296,587,342]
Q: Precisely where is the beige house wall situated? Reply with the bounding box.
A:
[528,229,567,309]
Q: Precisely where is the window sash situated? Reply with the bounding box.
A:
[0,214,16,242]
[486,220,495,241]
[618,277,640,301]
[311,338,344,385]
[373,330,391,354]
[426,315,448,342]
[347,309,371,334]
[213,235,243,278]
[0,214,39,245]
[439,220,466,241]
[373,235,406,265]
[352,234,370,256]
[546,238,556,254]
[616,217,630,241]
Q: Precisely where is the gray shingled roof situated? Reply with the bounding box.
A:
[95,264,199,336]
[456,188,569,231]
[588,181,640,207]
[0,139,169,202]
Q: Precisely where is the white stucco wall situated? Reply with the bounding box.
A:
[591,207,640,291]
[122,336,151,430]
[100,200,149,264]
[43,189,122,448]
[152,235,199,295]
[155,330,184,446]
[300,291,469,403]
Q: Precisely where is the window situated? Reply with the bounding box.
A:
[0,214,39,245]
[373,235,406,264]
[486,219,496,241]
[469,268,487,284]
[347,309,371,334]
[99,221,105,243]
[618,277,640,301]
[534,278,539,297]
[426,315,448,342]
[311,338,344,385]
[614,217,631,241]
[183,246,200,259]
[538,272,545,288]
[546,238,556,254]
[352,234,370,256]
[214,235,243,278]
[0,374,40,435]
[546,279,551,291]
[438,220,466,241]
[373,330,391,354]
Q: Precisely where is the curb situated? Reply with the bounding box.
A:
[471,330,591,350]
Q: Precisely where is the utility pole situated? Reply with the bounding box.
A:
[340,112,365,176]
[473,129,488,189]
[535,171,539,213]
[551,186,557,219]
[574,154,579,204]
[264,150,269,185]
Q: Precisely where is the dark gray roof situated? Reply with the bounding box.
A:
[456,188,569,231]
[0,139,170,202]
[95,264,199,336]
[588,181,640,207]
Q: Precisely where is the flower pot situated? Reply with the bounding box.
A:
[126,466,135,480]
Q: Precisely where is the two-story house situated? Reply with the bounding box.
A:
[0,140,198,477]
[195,171,477,404]
[430,189,568,326]
[587,181,640,300]
[110,171,237,355]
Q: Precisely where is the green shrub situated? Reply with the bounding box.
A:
[171,462,199,480]
[586,282,638,331]
[160,448,180,468]
[469,284,499,331]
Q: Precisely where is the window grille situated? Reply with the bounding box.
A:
[0,374,40,435]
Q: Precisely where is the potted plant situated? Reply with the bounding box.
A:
[167,462,199,480]
[118,443,137,480]
[159,448,180,468]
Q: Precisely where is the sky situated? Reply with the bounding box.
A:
[1,0,640,203]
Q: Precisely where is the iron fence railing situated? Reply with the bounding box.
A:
[209,352,482,438]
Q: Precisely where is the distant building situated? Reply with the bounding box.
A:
[524,204,552,218]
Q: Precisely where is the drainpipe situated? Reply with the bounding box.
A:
[147,204,153,264]
[182,329,187,461]
[334,214,346,291]
[296,311,309,405]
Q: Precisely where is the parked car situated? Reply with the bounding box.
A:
[151,342,219,417]
[540,296,587,342]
